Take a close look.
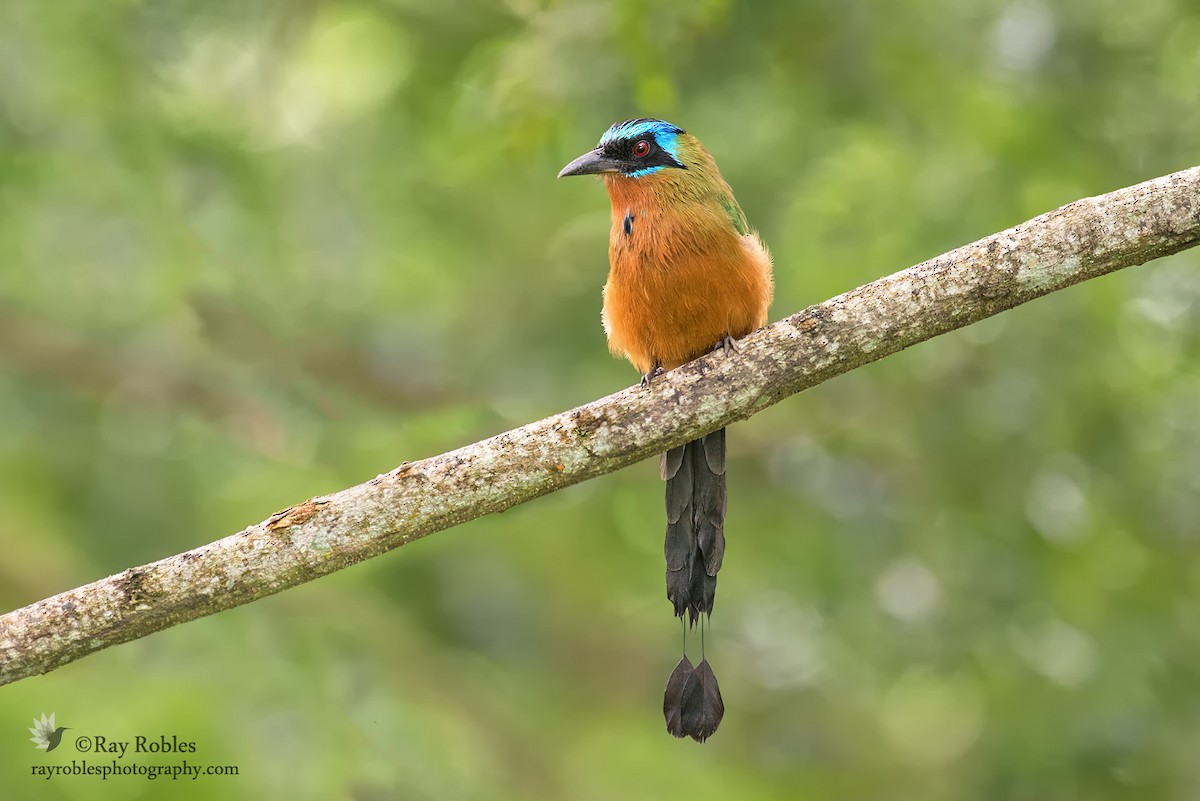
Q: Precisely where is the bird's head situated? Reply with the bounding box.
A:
[558,118,688,180]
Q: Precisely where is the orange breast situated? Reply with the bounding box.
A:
[601,196,773,375]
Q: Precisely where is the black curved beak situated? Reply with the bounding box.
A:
[558,148,623,178]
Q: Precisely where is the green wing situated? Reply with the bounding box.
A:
[717,193,750,236]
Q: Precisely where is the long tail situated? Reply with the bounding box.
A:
[661,428,727,742]
[661,428,727,625]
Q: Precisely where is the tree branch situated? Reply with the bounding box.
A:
[3,166,1199,687]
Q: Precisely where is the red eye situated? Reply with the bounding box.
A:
[632,140,650,157]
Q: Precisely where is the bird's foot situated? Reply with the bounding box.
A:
[714,334,740,355]
[640,364,664,387]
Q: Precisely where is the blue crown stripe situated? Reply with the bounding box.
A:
[599,119,684,147]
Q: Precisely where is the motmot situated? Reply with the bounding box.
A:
[559,119,773,741]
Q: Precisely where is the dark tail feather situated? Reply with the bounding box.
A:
[663,428,727,624]
[664,652,725,743]
[663,655,694,738]
[679,658,724,743]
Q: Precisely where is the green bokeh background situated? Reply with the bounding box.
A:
[3,1,1200,799]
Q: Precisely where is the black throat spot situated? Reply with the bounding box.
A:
[623,212,634,237]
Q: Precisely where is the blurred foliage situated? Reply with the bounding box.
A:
[2,0,1200,799]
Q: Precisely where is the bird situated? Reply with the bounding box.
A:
[45,726,70,752]
[559,118,773,741]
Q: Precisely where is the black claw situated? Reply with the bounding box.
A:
[714,334,740,354]
[640,364,664,387]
